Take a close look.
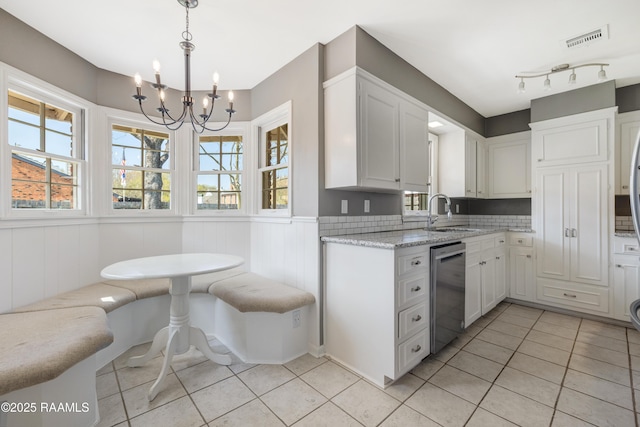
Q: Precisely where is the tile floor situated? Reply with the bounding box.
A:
[96,302,640,426]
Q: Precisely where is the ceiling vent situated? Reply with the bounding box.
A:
[564,25,609,49]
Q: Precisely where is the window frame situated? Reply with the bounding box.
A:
[107,114,176,216]
[2,71,88,218]
[192,123,249,215]
[253,101,292,217]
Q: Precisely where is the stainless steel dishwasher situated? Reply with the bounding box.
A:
[430,241,466,354]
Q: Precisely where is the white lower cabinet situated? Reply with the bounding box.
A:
[612,236,640,321]
[324,242,429,387]
[464,233,507,327]
[509,233,535,302]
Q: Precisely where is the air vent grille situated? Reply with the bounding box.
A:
[565,25,609,49]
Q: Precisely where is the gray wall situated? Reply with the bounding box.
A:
[485,110,531,138]
[530,81,616,123]
[251,44,323,217]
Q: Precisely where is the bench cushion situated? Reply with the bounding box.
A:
[12,283,136,313]
[0,306,113,396]
[209,272,315,314]
[104,278,171,299]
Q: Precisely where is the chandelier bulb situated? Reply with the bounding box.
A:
[228,91,234,102]
[568,71,577,84]
[153,60,161,73]
[134,73,142,88]
[543,75,551,91]
[517,78,525,94]
[160,89,166,102]
[203,98,208,108]
[213,72,220,85]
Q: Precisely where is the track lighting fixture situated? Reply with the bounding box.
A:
[515,62,609,93]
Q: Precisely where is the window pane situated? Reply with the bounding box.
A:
[219,192,241,210]
[8,121,40,151]
[265,124,288,167]
[113,168,142,191]
[275,188,288,209]
[12,181,46,208]
[13,153,47,182]
[45,130,72,157]
[8,105,39,126]
[112,129,143,148]
[45,113,72,134]
[52,160,77,185]
[51,184,75,209]
[112,146,142,169]
[220,154,242,171]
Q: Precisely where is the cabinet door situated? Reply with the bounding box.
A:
[360,80,400,190]
[570,164,608,286]
[465,252,482,327]
[481,255,497,314]
[494,248,507,303]
[465,136,478,197]
[400,101,430,192]
[535,168,571,281]
[509,247,534,301]
[488,139,531,198]
[613,255,640,320]
[532,118,608,166]
[617,120,640,195]
[476,139,487,199]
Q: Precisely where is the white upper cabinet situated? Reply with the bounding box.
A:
[616,111,640,194]
[400,101,431,192]
[531,112,609,167]
[324,67,429,192]
[487,132,531,198]
[438,129,485,198]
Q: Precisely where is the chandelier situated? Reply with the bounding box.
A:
[515,63,609,93]
[132,0,235,133]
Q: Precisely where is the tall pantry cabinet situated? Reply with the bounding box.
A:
[531,108,615,315]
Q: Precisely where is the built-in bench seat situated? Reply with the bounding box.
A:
[0,269,315,427]
[0,306,113,396]
[210,272,316,313]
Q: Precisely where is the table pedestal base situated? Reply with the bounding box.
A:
[127,276,231,401]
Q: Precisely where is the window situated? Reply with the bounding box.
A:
[111,124,171,210]
[260,123,289,210]
[404,192,428,211]
[196,134,243,210]
[8,90,80,209]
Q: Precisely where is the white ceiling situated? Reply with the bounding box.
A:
[2,0,639,117]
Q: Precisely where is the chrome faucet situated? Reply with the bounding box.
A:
[426,193,453,229]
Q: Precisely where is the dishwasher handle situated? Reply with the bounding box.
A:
[434,249,466,261]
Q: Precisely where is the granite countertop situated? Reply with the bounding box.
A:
[321,227,533,249]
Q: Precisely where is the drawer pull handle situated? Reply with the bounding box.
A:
[411,286,422,292]
[526,255,532,258]
[563,293,577,298]
[518,239,523,243]
[411,260,422,266]
[629,247,637,252]
[499,240,505,243]
[496,256,501,260]
[412,315,422,322]
[411,345,422,353]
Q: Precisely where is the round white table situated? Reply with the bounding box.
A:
[100,253,244,401]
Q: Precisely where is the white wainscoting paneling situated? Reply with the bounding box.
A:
[250,217,321,352]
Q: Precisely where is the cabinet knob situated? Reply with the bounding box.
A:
[411,286,422,292]
[411,345,422,353]
[496,256,501,260]
[412,315,422,322]
[518,239,523,243]
[623,185,629,189]
[395,178,400,182]
[411,259,422,266]
[563,292,577,298]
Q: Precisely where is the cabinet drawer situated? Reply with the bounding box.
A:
[397,329,429,374]
[397,275,427,308]
[465,240,483,255]
[398,303,428,340]
[481,238,496,251]
[537,279,609,313]
[495,235,507,247]
[613,238,640,255]
[510,235,533,247]
[397,252,428,275]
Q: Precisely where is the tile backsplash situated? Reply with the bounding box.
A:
[616,216,634,232]
[319,214,531,236]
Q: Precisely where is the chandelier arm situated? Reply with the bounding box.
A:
[200,112,234,132]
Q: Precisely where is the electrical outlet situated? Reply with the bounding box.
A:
[364,200,370,213]
[341,200,348,214]
[292,310,301,328]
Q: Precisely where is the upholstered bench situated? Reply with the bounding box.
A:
[0,306,113,427]
[208,272,315,363]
